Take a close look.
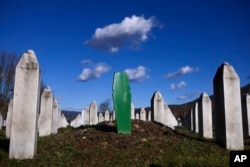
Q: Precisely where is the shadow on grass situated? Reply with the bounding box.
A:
[0,139,10,152]
[94,123,117,133]
[74,122,117,133]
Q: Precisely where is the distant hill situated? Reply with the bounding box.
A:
[61,110,81,122]
[168,83,250,119]
[134,83,250,120]
[62,84,250,122]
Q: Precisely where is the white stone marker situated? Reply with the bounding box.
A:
[148,110,151,121]
[38,88,53,136]
[84,106,90,125]
[151,91,164,124]
[81,109,85,125]
[135,113,139,120]
[6,99,13,138]
[213,62,244,150]
[163,103,178,129]
[58,107,61,128]
[185,109,193,131]
[0,113,3,130]
[198,92,213,139]
[98,112,104,123]
[9,50,41,159]
[104,110,109,121]
[70,114,82,128]
[112,110,115,120]
[60,114,69,128]
[89,100,98,125]
[242,94,250,137]
[51,99,59,134]
[131,103,135,119]
[140,108,146,121]
[192,102,199,133]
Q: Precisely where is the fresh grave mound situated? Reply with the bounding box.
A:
[37,120,182,165]
[35,120,229,167]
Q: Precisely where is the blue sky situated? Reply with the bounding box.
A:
[1,0,250,111]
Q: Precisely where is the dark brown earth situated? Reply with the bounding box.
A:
[33,120,231,167]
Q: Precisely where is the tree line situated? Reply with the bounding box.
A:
[0,51,19,119]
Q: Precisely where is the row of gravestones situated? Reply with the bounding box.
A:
[182,63,250,150]
[3,50,69,159]
[5,88,69,138]
[182,93,213,139]
[4,50,249,160]
[70,91,179,130]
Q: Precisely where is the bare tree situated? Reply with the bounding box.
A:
[99,98,112,113]
[0,51,19,119]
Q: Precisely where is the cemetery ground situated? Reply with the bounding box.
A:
[1,120,250,167]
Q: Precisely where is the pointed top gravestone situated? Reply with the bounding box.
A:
[38,87,53,136]
[140,108,146,121]
[213,62,244,150]
[112,72,131,134]
[52,99,59,134]
[6,99,13,138]
[89,100,98,125]
[151,91,164,124]
[104,110,109,121]
[198,92,213,139]
[9,50,41,159]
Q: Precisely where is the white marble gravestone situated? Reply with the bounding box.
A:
[70,114,82,128]
[6,99,13,138]
[213,62,244,150]
[198,92,213,139]
[131,103,135,119]
[104,110,109,121]
[148,110,151,121]
[242,94,250,137]
[60,114,69,128]
[140,108,146,121]
[99,112,104,123]
[192,102,199,133]
[0,113,3,130]
[9,50,41,159]
[89,100,98,125]
[51,99,59,134]
[38,87,53,136]
[58,108,61,128]
[185,109,193,131]
[112,111,115,120]
[151,91,164,124]
[84,106,90,125]
[135,113,139,120]
[163,103,178,129]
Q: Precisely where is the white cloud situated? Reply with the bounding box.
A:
[77,61,111,82]
[124,66,149,82]
[165,66,198,80]
[81,59,92,64]
[177,92,200,101]
[170,81,186,91]
[85,15,159,52]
